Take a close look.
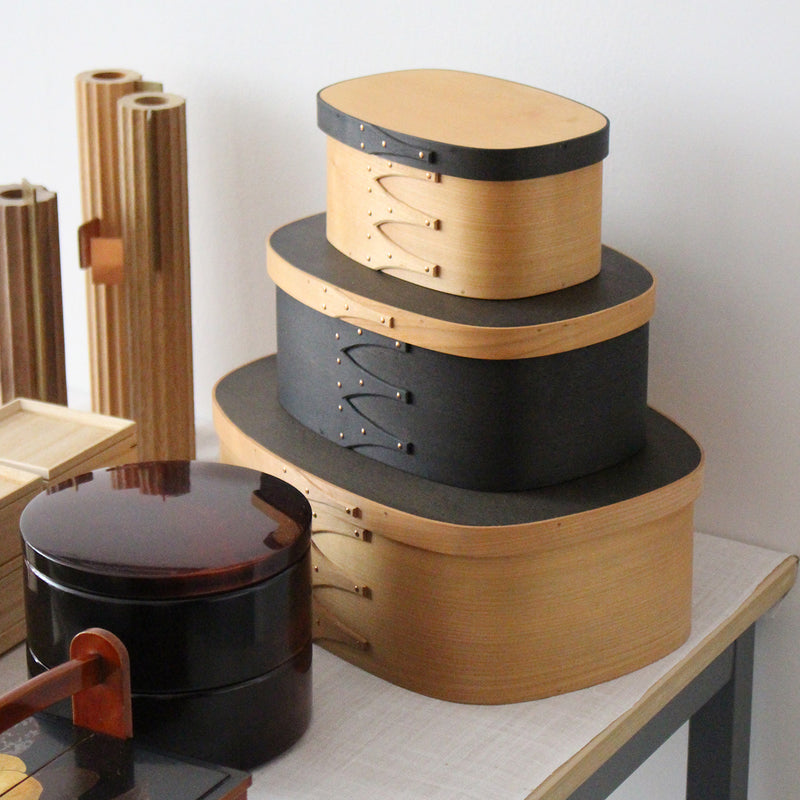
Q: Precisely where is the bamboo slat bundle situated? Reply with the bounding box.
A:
[0,182,67,405]
[118,92,195,460]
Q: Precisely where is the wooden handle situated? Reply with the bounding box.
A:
[0,628,132,739]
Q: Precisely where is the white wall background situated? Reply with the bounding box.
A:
[2,1,798,797]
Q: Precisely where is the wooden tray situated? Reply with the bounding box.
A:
[0,398,136,485]
[213,356,704,704]
[0,716,250,800]
[0,400,136,655]
[318,69,609,299]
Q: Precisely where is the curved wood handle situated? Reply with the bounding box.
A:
[0,628,132,739]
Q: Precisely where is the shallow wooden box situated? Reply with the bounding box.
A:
[213,356,704,704]
[0,464,41,565]
[0,398,137,485]
[0,400,137,654]
[318,69,609,299]
[21,461,313,770]
[0,482,29,653]
[269,213,655,492]
[0,542,27,655]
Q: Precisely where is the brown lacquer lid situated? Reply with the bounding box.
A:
[20,461,311,599]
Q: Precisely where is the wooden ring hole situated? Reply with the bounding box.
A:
[134,95,169,106]
[91,71,129,80]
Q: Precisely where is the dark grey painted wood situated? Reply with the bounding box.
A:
[687,625,755,800]
[564,626,755,800]
[277,289,649,491]
[213,355,703,526]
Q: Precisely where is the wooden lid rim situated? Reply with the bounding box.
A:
[267,214,655,359]
[317,70,609,181]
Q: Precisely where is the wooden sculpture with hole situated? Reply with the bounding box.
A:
[76,70,195,460]
[0,182,67,406]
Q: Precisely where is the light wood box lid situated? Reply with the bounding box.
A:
[318,69,609,180]
[0,399,136,482]
[0,464,43,506]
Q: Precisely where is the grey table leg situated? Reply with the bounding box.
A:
[686,624,755,800]
[565,626,753,800]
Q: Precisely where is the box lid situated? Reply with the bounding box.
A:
[0,399,135,481]
[317,69,609,180]
[214,356,705,558]
[267,213,655,360]
[20,461,311,599]
[0,464,43,506]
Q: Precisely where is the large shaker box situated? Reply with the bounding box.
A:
[214,357,704,704]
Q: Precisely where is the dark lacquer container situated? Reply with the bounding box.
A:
[20,460,312,770]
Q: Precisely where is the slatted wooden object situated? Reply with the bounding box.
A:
[118,91,195,460]
[76,69,162,418]
[0,182,67,405]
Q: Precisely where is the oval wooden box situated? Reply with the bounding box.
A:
[213,356,704,705]
[318,69,609,299]
[269,214,655,492]
[20,460,313,769]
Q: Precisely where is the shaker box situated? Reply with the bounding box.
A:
[213,356,704,704]
[269,213,655,492]
[318,68,609,299]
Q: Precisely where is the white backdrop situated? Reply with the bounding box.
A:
[2,1,799,797]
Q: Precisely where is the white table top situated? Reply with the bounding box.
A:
[251,532,794,800]
[0,533,795,800]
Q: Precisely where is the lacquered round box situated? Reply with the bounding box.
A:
[20,460,312,769]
